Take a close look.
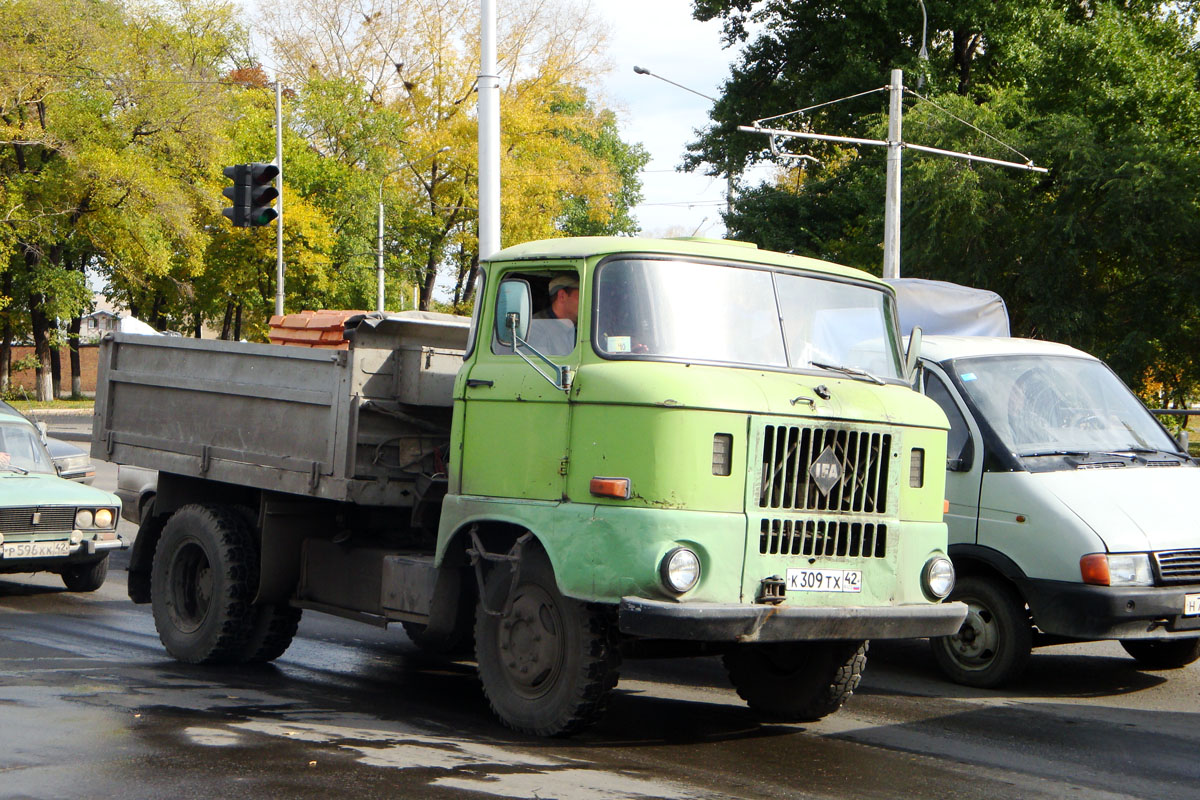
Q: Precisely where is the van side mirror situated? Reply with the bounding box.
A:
[495,279,531,346]
[905,326,923,383]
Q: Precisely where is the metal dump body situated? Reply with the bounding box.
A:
[92,312,469,507]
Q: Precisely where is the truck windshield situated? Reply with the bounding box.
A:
[593,257,904,380]
[0,422,55,474]
[951,354,1181,457]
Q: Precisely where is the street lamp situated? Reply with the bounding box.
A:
[632,65,734,207]
[377,145,451,313]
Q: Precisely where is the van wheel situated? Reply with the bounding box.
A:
[1121,638,1200,669]
[723,640,868,721]
[475,546,620,736]
[931,575,1032,688]
[61,555,109,593]
[150,504,257,664]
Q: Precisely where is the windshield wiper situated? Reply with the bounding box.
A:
[810,361,886,385]
[1018,449,1092,458]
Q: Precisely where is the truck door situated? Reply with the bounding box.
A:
[457,268,579,501]
[922,363,984,545]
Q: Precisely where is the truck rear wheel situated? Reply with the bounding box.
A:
[475,547,620,736]
[240,604,302,663]
[723,640,868,722]
[1121,638,1200,669]
[60,555,109,593]
[150,504,257,664]
[930,575,1032,688]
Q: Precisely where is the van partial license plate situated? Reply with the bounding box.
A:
[1184,594,1200,616]
[2,540,70,559]
[785,568,862,593]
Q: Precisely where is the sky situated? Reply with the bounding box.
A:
[591,0,750,239]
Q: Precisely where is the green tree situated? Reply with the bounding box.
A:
[691,0,1200,400]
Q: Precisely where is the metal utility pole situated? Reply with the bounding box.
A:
[883,69,903,280]
[478,0,501,260]
[275,79,285,317]
[377,191,386,313]
[739,69,1048,279]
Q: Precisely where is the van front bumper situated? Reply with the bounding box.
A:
[619,597,968,642]
[1025,578,1200,640]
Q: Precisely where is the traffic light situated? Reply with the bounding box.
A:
[221,162,280,227]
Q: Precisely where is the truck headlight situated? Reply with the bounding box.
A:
[1080,553,1153,586]
[660,547,701,595]
[922,556,955,600]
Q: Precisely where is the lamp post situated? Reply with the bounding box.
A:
[632,65,734,207]
[376,146,451,313]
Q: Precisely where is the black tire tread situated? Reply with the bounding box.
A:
[1121,638,1200,670]
[61,555,109,593]
[724,640,868,722]
[150,504,258,665]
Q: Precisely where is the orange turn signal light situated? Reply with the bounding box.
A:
[590,477,631,500]
[943,499,950,514]
[1079,553,1110,586]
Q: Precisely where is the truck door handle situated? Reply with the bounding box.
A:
[466,379,494,388]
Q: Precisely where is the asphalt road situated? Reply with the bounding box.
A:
[1,432,1199,799]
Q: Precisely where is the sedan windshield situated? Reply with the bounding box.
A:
[0,422,55,474]
[593,258,904,381]
[951,354,1180,457]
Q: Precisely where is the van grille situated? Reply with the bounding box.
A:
[0,507,75,536]
[1154,550,1200,584]
[759,425,891,514]
[759,518,887,558]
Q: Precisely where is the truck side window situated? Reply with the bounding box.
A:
[925,372,972,468]
[491,271,578,357]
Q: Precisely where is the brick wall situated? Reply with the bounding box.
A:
[8,344,100,396]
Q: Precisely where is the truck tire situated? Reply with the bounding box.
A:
[240,604,303,663]
[1121,638,1200,670]
[930,575,1032,688]
[150,504,257,664]
[60,555,109,593]
[723,640,868,722]
[475,546,620,736]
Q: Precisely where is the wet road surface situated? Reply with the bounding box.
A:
[2,451,1198,799]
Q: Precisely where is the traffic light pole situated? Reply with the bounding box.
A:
[275,79,284,317]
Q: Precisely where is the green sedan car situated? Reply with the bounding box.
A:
[0,405,123,592]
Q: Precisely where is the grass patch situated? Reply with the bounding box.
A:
[7,398,94,412]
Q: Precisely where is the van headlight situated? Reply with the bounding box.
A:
[660,547,701,595]
[1080,553,1153,586]
[922,556,956,600]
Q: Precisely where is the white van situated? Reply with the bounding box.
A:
[892,280,1200,687]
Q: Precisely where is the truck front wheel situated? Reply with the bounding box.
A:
[931,575,1032,688]
[1121,638,1200,670]
[723,640,868,722]
[150,504,257,664]
[475,547,620,736]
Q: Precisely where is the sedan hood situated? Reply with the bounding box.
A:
[0,472,119,507]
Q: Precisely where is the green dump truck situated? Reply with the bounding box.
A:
[95,236,964,736]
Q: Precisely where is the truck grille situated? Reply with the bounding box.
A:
[0,507,75,536]
[759,425,891,514]
[759,518,887,558]
[1154,550,1200,584]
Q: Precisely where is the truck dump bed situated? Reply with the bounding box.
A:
[91,312,469,507]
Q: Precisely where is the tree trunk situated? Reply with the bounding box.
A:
[0,271,11,394]
[233,303,242,341]
[29,295,54,402]
[50,343,61,399]
[68,316,82,398]
[220,300,234,340]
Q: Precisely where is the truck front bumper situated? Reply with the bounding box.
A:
[1024,578,1200,640]
[618,597,968,643]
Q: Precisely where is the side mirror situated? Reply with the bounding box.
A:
[1178,429,1190,453]
[905,326,923,382]
[495,279,531,346]
[947,437,975,472]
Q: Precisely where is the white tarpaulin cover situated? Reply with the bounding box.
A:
[886,278,1010,337]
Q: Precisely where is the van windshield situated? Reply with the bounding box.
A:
[593,257,904,381]
[0,422,55,474]
[951,354,1181,457]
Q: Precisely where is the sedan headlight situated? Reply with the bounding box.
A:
[75,509,94,529]
[1080,553,1154,586]
[94,508,115,529]
[660,547,701,595]
[74,508,117,530]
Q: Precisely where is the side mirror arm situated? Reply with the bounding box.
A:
[508,314,573,392]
